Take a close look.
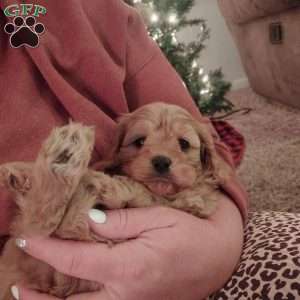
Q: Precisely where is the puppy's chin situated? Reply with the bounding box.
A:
[122,162,197,196]
[145,181,178,196]
[145,166,197,196]
[171,164,197,189]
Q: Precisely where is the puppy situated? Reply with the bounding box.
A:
[101,102,233,215]
[0,103,232,299]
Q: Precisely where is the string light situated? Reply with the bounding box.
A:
[202,74,209,83]
[171,31,178,44]
[150,13,159,23]
[168,13,178,24]
[199,67,204,75]
[151,28,163,41]
[152,33,159,40]
[192,60,198,68]
[200,89,210,95]
[133,0,142,3]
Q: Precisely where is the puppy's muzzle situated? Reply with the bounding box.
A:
[151,155,172,175]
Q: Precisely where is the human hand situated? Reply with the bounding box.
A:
[12,196,244,300]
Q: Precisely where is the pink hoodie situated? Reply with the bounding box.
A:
[0,0,248,236]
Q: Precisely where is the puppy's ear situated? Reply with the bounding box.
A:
[111,113,131,156]
[193,121,232,183]
[97,113,131,174]
[200,142,214,171]
[195,122,217,171]
[0,162,32,196]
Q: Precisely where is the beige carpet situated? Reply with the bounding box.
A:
[225,88,300,213]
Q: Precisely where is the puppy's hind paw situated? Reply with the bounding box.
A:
[38,123,95,177]
[0,164,31,195]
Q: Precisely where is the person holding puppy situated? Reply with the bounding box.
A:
[0,0,247,299]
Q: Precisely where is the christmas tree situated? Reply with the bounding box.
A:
[126,0,233,116]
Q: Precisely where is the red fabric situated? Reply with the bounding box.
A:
[0,0,248,240]
[212,120,246,167]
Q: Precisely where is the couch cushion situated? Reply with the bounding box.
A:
[218,0,300,24]
[225,7,300,109]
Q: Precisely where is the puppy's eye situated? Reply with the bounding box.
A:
[132,137,146,149]
[179,138,190,151]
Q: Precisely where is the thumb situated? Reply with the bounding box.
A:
[12,286,60,300]
[14,286,109,300]
[88,206,179,240]
[68,290,111,300]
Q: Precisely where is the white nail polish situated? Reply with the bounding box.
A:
[15,238,26,249]
[89,209,107,224]
[11,286,19,300]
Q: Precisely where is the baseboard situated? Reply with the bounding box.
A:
[232,77,250,90]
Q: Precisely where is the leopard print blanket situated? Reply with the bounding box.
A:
[210,211,300,299]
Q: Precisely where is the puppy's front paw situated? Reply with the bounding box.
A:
[37,123,95,177]
[181,198,206,217]
[171,196,217,218]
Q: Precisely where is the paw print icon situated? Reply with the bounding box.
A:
[4,16,45,48]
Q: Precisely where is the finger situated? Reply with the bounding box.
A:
[15,286,60,300]
[15,236,122,283]
[68,289,112,300]
[88,206,179,240]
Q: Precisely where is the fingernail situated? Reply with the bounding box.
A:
[11,285,19,299]
[89,209,107,224]
[15,238,27,249]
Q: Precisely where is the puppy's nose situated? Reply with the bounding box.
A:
[152,156,172,174]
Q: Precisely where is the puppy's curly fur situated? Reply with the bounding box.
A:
[0,103,232,298]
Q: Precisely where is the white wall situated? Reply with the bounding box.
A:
[181,0,249,89]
